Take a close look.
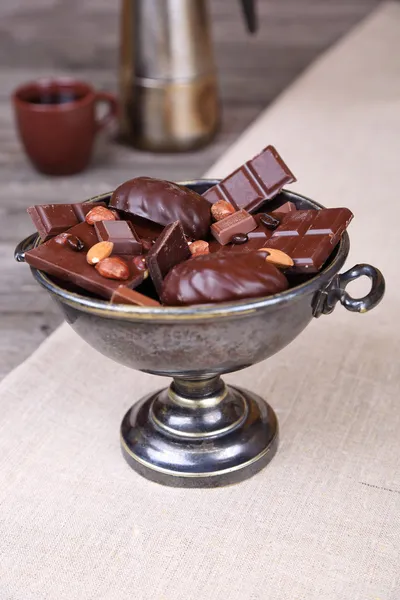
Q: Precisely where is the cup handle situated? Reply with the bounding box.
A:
[94,92,118,132]
[313,264,385,317]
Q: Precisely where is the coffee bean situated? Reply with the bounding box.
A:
[259,213,280,230]
[67,235,85,251]
[231,233,248,245]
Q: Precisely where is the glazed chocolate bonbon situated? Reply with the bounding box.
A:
[161,251,288,306]
[27,202,106,242]
[24,222,146,299]
[203,146,296,213]
[110,177,211,240]
[95,220,142,255]
[146,221,191,296]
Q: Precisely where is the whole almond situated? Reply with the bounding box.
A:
[258,248,294,269]
[95,256,130,280]
[211,200,236,222]
[86,241,114,265]
[85,206,117,225]
[189,240,210,256]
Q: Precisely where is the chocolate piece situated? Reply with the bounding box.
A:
[123,215,163,246]
[211,210,257,246]
[259,213,280,230]
[231,233,248,245]
[110,177,211,240]
[203,146,296,212]
[146,221,191,296]
[161,252,289,306]
[24,222,146,299]
[266,208,353,272]
[271,201,297,216]
[95,220,142,255]
[27,202,106,241]
[111,286,161,307]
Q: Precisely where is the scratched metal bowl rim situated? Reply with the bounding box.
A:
[27,183,350,322]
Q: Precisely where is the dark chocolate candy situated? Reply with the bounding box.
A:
[202,146,296,213]
[161,251,289,306]
[146,221,191,296]
[211,209,257,245]
[24,222,146,299]
[111,286,161,307]
[110,177,211,240]
[95,220,142,255]
[266,208,353,272]
[27,202,106,242]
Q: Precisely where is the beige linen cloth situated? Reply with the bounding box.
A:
[1,3,400,599]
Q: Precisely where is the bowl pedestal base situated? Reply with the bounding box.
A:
[120,376,278,487]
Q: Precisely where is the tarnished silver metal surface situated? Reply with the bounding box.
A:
[15,181,385,486]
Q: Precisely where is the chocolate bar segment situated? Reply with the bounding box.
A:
[111,286,160,307]
[146,221,191,296]
[27,202,106,242]
[161,251,289,306]
[271,201,297,216]
[211,210,257,245]
[24,222,146,299]
[95,220,142,255]
[267,208,353,273]
[110,177,211,240]
[203,146,296,213]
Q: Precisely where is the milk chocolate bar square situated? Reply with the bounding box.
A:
[95,220,142,255]
[27,202,106,241]
[203,146,296,213]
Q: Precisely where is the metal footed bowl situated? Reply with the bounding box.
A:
[15,181,385,487]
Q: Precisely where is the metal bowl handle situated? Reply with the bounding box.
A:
[313,264,385,317]
[14,233,39,263]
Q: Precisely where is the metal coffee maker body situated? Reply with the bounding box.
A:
[119,0,257,152]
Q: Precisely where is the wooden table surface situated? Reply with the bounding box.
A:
[0,0,380,380]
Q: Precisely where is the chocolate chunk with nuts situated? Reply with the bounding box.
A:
[146,221,191,296]
[27,202,106,242]
[24,222,146,299]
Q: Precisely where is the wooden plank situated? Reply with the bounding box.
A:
[0,0,380,379]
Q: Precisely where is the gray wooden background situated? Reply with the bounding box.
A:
[0,0,380,379]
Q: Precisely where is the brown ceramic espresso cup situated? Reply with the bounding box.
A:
[12,78,118,175]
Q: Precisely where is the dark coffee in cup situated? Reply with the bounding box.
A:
[27,91,86,105]
[12,78,118,176]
